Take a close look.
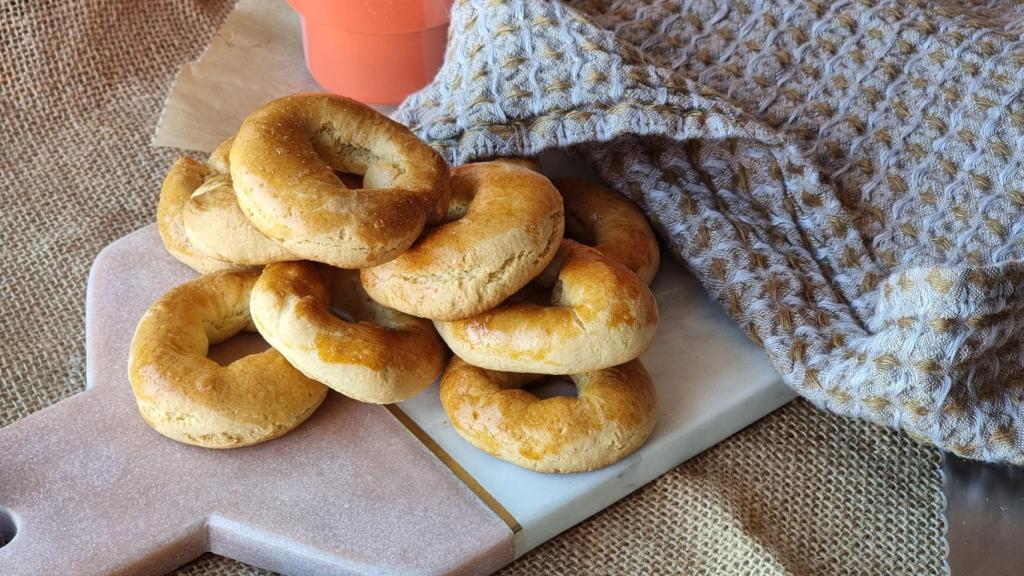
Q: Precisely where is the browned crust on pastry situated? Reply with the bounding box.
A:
[361,161,564,320]
[182,137,299,265]
[251,261,447,403]
[128,268,328,448]
[157,156,237,273]
[230,93,450,268]
[553,177,660,284]
[440,356,657,473]
[435,240,658,374]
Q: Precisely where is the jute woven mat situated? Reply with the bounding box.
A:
[0,1,947,574]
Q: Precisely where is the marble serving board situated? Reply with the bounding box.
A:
[0,223,793,575]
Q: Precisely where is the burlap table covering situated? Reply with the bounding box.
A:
[0,1,946,574]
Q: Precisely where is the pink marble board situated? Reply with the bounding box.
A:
[0,225,514,576]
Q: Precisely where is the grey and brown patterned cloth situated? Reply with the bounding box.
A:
[398,0,1024,465]
[1,0,947,574]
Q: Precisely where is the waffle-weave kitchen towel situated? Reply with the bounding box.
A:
[398,0,1024,464]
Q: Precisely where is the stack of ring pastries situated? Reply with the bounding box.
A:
[134,93,661,473]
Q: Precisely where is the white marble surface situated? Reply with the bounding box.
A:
[400,237,795,557]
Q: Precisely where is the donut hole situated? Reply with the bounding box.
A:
[507,275,572,308]
[328,302,357,324]
[0,506,16,548]
[529,376,578,399]
[206,331,270,366]
[310,129,395,189]
[441,175,476,223]
[507,282,554,306]
[320,266,408,329]
[334,170,363,189]
[320,266,371,324]
[564,210,596,246]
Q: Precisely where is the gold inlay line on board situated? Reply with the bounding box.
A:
[385,404,522,534]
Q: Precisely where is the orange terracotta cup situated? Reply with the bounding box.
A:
[289,0,453,104]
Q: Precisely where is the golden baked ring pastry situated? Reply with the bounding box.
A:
[230,93,451,268]
[361,161,564,321]
[440,356,657,473]
[128,269,328,448]
[553,177,660,285]
[182,137,298,265]
[251,261,447,404]
[157,152,236,274]
[435,239,659,374]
